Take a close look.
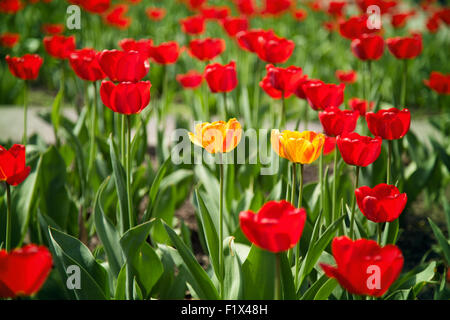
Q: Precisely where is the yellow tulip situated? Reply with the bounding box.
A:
[189,118,242,153]
[271,129,325,164]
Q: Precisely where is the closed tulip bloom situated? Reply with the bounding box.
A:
[0,32,19,48]
[0,144,31,186]
[180,15,205,35]
[323,136,336,155]
[236,29,275,53]
[391,12,414,28]
[5,54,43,80]
[348,97,374,116]
[303,82,345,110]
[81,0,110,14]
[176,70,203,89]
[437,8,450,25]
[204,61,238,93]
[0,244,53,298]
[97,50,149,82]
[320,236,404,297]
[356,184,407,223]
[292,9,307,21]
[339,15,376,40]
[261,0,292,16]
[239,200,307,253]
[221,16,249,37]
[42,23,64,35]
[118,38,153,59]
[336,132,382,167]
[351,34,385,61]
[145,7,165,21]
[426,14,441,33]
[43,35,76,59]
[255,35,295,64]
[104,4,131,29]
[386,33,422,59]
[335,70,357,84]
[188,118,242,153]
[366,108,410,140]
[423,72,450,95]
[260,64,304,98]
[327,1,346,17]
[0,0,22,13]
[294,77,322,100]
[234,0,257,16]
[100,80,151,115]
[183,0,206,10]
[69,48,106,82]
[188,38,226,61]
[148,41,180,65]
[319,107,359,137]
[201,6,230,20]
[356,0,397,15]
[271,130,325,164]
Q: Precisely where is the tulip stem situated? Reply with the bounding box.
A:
[121,115,126,164]
[222,92,228,119]
[332,149,338,222]
[22,81,28,145]
[304,102,309,130]
[319,153,324,214]
[275,253,281,300]
[126,115,134,228]
[377,223,382,245]
[387,140,392,185]
[290,163,297,205]
[280,94,286,128]
[294,164,304,289]
[367,61,372,101]
[297,164,304,209]
[88,81,98,177]
[5,183,11,252]
[401,60,407,107]
[349,166,360,239]
[218,162,224,299]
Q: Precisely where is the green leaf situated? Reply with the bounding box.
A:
[163,221,220,300]
[300,274,329,300]
[428,218,450,264]
[314,278,337,300]
[108,136,129,233]
[195,189,220,280]
[383,219,399,245]
[242,245,276,300]
[223,236,244,299]
[51,86,63,134]
[94,177,124,278]
[279,251,296,300]
[115,265,127,300]
[48,227,110,299]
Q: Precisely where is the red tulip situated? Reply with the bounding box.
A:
[5,54,43,81]
[335,70,357,84]
[386,33,422,59]
[81,0,110,14]
[182,0,206,10]
[337,132,382,167]
[239,200,307,253]
[118,38,153,59]
[43,35,76,59]
[391,12,414,28]
[221,16,249,37]
[69,48,106,82]
[255,35,295,64]
[348,97,374,116]
[303,82,345,110]
[204,61,238,93]
[97,49,149,82]
[320,236,404,297]
[260,64,304,99]
[100,80,151,114]
[327,1,346,17]
[0,32,19,48]
[145,7,165,21]
[234,0,256,16]
[319,107,359,137]
[356,183,407,223]
[0,0,22,13]
[176,70,203,89]
[423,72,450,95]
[236,29,275,53]
[0,144,31,186]
[0,244,53,298]
[42,23,64,35]
[323,21,336,32]
[293,77,322,100]
[437,8,450,25]
[261,0,292,16]
[339,15,377,40]
[104,4,131,29]
[201,6,230,20]
[426,14,441,33]
[366,108,410,140]
[323,136,336,155]
[148,41,180,65]
[356,0,397,15]
[180,15,205,35]
[351,34,385,61]
[292,9,307,21]
[188,38,226,61]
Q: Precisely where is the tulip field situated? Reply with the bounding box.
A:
[1,0,450,303]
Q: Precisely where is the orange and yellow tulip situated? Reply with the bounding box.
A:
[189,118,242,153]
[271,130,325,164]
